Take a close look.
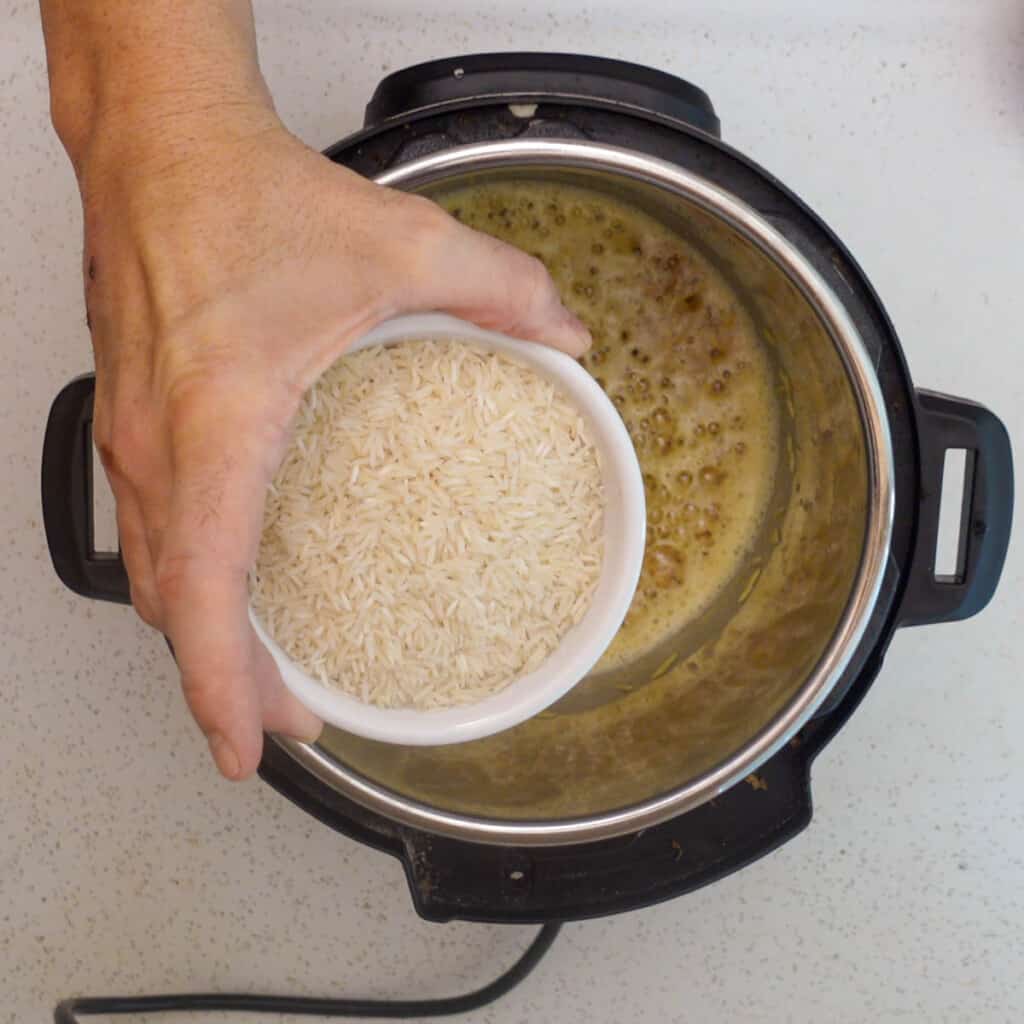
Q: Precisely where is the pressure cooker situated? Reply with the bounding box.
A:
[41,54,1013,923]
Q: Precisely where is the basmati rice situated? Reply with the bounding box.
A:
[250,339,605,710]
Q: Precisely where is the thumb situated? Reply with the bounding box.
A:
[398,208,592,357]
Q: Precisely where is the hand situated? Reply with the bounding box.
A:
[78,104,590,779]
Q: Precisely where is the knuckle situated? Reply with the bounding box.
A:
[394,191,449,231]
[153,554,192,607]
[129,584,161,629]
[155,337,212,414]
[157,343,260,443]
[521,253,553,297]
[93,436,120,481]
[95,399,153,486]
[391,195,455,258]
[508,252,557,324]
[109,413,147,470]
[368,195,458,308]
[91,404,112,452]
[91,400,121,480]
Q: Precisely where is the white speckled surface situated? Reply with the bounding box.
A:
[3,1,1023,1021]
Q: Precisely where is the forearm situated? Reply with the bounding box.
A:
[40,0,274,170]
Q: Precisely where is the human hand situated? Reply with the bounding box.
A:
[75,105,590,780]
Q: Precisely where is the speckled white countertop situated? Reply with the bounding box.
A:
[3,1,1022,1021]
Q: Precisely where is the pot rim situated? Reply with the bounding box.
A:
[275,139,896,847]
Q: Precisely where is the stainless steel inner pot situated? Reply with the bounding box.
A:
[275,140,894,846]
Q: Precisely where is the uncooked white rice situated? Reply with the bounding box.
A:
[250,338,605,710]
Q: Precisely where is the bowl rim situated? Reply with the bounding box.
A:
[251,312,646,746]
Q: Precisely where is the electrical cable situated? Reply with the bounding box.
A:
[55,921,561,1022]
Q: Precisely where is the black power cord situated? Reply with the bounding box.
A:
[55,922,561,1022]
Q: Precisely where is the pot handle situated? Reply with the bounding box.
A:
[40,373,131,605]
[898,389,1013,627]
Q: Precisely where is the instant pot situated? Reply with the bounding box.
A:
[42,54,1013,924]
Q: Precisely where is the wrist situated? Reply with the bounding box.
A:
[49,33,276,183]
[42,0,273,175]
[72,85,283,211]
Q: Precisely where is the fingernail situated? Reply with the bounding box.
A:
[208,732,241,780]
[282,710,323,745]
[296,720,324,745]
[277,721,323,745]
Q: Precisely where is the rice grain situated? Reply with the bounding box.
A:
[251,339,605,710]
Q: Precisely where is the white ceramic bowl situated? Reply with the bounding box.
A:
[250,313,645,746]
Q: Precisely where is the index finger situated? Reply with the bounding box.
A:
[156,436,319,779]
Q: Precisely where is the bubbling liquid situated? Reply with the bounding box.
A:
[438,182,780,671]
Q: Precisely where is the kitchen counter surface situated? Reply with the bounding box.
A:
[2,1,1022,1021]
